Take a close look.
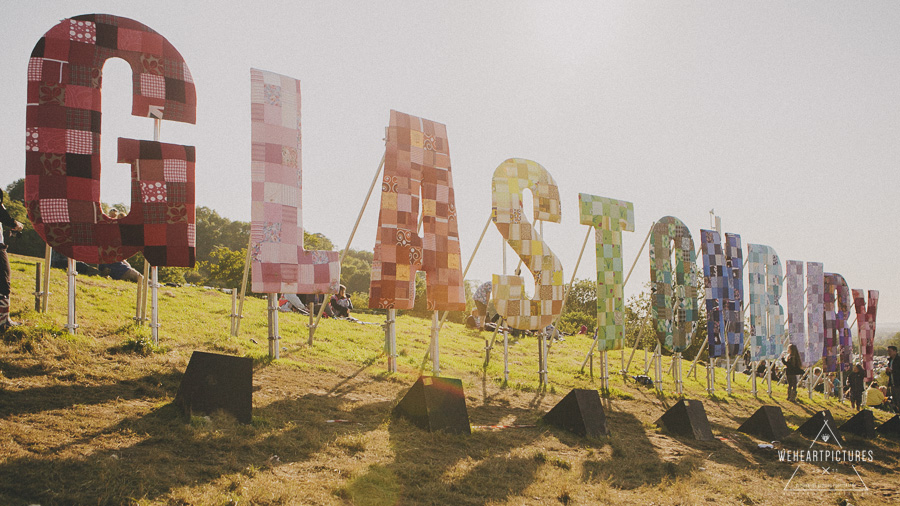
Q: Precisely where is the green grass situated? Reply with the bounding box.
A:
[1,252,899,505]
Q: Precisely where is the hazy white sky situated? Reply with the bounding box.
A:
[2,2,898,322]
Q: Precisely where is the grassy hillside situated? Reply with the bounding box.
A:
[1,252,898,505]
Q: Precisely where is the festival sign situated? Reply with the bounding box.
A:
[805,262,825,368]
[249,68,340,294]
[747,244,784,361]
[852,289,879,381]
[824,273,853,373]
[649,217,699,352]
[25,14,197,266]
[490,159,565,330]
[700,230,744,358]
[786,260,826,368]
[369,110,465,311]
[579,193,634,351]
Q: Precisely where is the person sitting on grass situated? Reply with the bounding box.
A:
[865,382,889,410]
[329,285,353,318]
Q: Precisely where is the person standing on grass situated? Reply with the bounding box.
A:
[887,346,900,410]
[781,344,803,402]
[0,189,24,332]
[472,280,492,330]
[846,364,865,411]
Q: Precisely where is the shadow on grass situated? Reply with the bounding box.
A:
[0,390,395,505]
[341,407,543,506]
[579,410,674,489]
[0,370,182,418]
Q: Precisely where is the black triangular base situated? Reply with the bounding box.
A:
[839,410,876,439]
[796,410,843,445]
[174,351,253,424]
[543,388,609,438]
[655,399,714,441]
[876,414,900,437]
[737,405,791,441]
[393,376,471,434]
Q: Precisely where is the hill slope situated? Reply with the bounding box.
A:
[1,252,898,505]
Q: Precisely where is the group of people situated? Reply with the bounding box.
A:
[279,285,354,319]
[778,343,900,411]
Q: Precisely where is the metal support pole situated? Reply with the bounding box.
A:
[308,302,315,345]
[33,263,41,311]
[150,266,159,345]
[538,332,545,387]
[267,293,280,359]
[134,273,144,324]
[233,235,252,337]
[674,352,683,395]
[385,309,397,373]
[431,311,440,376]
[503,328,509,383]
[601,351,609,391]
[230,291,238,335]
[580,330,599,371]
[654,345,663,392]
[751,361,758,396]
[140,262,150,325]
[687,339,709,377]
[41,244,51,312]
[838,371,844,402]
[484,318,503,368]
[765,359,774,396]
[65,258,77,334]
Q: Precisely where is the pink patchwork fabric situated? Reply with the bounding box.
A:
[249,68,339,294]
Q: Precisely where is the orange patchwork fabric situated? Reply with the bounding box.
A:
[369,111,465,311]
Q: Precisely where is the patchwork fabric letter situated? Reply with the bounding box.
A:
[747,244,785,361]
[249,69,340,294]
[25,14,196,265]
[806,263,825,368]
[649,217,699,352]
[578,193,634,351]
[824,273,852,373]
[490,159,565,330]
[786,260,825,368]
[368,110,465,311]
[700,230,743,358]
[852,289,878,381]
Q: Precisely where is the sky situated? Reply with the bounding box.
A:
[2,1,899,324]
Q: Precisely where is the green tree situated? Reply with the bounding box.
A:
[195,207,250,263]
[341,249,372,295]
[304,231,334,251]
[3,180,44,258]
[563,278,598,317]
[198,246,247,289]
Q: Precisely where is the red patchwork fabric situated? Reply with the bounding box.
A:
[25,14,197,266]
